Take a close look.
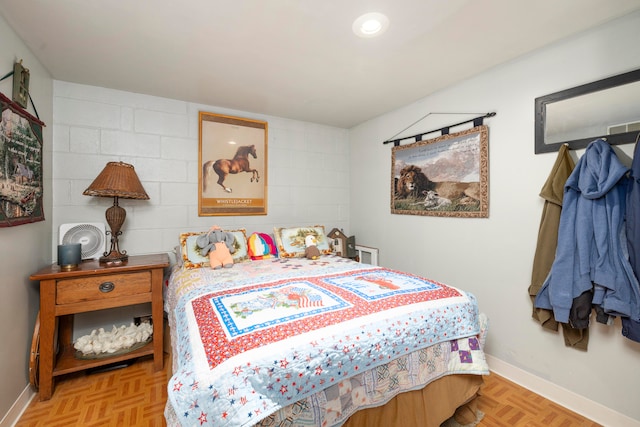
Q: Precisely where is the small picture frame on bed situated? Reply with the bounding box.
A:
[391,125,489,218]
[199,111,268,216]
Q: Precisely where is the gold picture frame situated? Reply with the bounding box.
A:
[391,125,489,218]
[198,112,268,216]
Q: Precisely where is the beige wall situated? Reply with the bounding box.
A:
[0,13,53,421]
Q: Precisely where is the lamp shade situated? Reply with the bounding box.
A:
[83,162,149,200]
[83,161,148,264]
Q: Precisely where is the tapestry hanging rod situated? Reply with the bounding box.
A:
[383,111,496,146]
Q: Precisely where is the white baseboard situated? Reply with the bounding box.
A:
[4,359,639,426]
[0,385,36,427]
[486,355,640,427]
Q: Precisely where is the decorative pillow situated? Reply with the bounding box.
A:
[273,225,332,258]
[247,232,278,260]
[179,228,249,269]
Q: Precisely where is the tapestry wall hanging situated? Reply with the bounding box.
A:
[391,125,488,218]
[198,111,268,216]
[0,92,45,227]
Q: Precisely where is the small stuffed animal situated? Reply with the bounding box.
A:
[196,226,236,269]
[304,234,321,260]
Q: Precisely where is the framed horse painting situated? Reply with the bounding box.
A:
[199,112,268,216]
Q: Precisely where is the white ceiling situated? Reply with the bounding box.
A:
[1,0,639,129]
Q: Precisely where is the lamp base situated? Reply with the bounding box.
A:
[101,197,128,265]
[100,251,128,265]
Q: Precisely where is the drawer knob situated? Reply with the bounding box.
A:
[99,282,115,293]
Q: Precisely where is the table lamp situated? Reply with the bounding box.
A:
[83,161,149,264]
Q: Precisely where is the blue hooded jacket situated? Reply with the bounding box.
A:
[535,139,640,324]
[622,140,640,342]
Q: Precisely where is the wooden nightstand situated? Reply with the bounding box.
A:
[29,253,169,400]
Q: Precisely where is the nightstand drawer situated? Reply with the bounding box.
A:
[56,271,151,304]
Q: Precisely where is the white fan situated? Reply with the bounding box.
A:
[59,223,107,260]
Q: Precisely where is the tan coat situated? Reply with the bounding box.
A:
[528,145,588,350]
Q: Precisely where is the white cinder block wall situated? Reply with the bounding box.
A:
[52,80,350,336]
[53,81,350,254]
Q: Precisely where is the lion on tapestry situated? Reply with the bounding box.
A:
[395,164,480,204]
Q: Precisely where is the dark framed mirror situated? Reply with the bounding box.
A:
[535,68,640,154]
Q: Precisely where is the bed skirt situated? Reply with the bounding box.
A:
[342,373,484,427]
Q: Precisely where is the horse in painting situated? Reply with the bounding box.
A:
[202,144,259,193]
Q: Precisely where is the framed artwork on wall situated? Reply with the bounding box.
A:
[0,92,45,227]
[391,125,489,218]
[199,112,268,216]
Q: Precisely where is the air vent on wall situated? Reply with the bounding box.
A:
[59,223,107,260]
[608,120,640,135]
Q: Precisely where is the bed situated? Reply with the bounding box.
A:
[163,230,489,427]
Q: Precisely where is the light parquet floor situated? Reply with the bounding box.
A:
[476,374,602,427]
[16,353,601,427]
[16,354,169,427]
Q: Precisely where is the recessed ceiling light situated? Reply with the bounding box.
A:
[352,12,389,38]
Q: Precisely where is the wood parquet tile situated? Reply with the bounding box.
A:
[16,353,601,427]
[476,373,602,427]
[16,354,169,427]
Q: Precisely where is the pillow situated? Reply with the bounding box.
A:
[247,232,278,260]
[273,225,332,258]
[179,228,249,269]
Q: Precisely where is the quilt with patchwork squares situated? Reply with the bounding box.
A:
[164,256,488,427]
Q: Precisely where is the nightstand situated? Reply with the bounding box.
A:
[29,253,169,400]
